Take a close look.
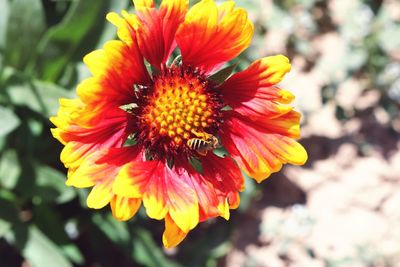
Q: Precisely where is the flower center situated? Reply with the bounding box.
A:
[137,66,222,158]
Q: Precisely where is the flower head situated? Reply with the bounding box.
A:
[51,0,307,248]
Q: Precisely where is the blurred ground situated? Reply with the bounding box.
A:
[223,0,400,266]
[225,124,400,267]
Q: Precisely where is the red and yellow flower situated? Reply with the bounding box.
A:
[51,0,307,248]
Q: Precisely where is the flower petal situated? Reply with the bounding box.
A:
[51,103,132,170]
[257,110,302,139]
[220,55,293,119]
[134,0,188,68]
[144,162,199,232]
[66,147,141,188]
[106,11,139,44]
[133,0,154,8]
[110,195,142,221]
[162,214,187,248]
[176,0,253,74]
[50,98,91,128]
[174,155,243,222]
[115,160,199,232]
[177,162,221,221]
[113,160,159,198]
[80,40,150,109]
[87,178,114,209]
[221,111,307,183]
[201,153,244,217]
[68,147,142,211]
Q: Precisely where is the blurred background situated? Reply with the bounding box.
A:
[0,0,399,266]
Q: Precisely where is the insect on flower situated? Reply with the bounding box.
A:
[186,133,220,156]
[51,0,308,248]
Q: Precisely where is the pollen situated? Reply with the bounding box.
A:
[138,66,221,154]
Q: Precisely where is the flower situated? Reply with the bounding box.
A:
[51,0,307,248]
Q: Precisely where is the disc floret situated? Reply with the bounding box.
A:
[137,66,222,158]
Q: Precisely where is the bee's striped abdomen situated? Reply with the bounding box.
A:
[186,134,220,156]
[187,138,209,150]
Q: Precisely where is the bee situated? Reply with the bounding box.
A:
[187,134,220,156]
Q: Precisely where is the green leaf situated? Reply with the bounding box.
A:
[132,228,183,267]
[60,244,84,265]
[15,160,73,204]
[33,205,84,264]
[0,0,9,43]
[7,79,73,117]
[5,0,45,70]
[95,0,131,48]
[0,194,19,238]
[93,213,130,245]
[0,63,15,87]
[0,215,13,238]
[0,149,20,189]
[33,0,114,82]
[238,172,257,212]
[208,63,237,84]
[19,226,73,267]
[189,157,203,173]
[176,218,232,267]
[0,0,9,67]
[170,54,182,66]
[33,163,75,204]
[0,136,5,152]
[0,106,20,137]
